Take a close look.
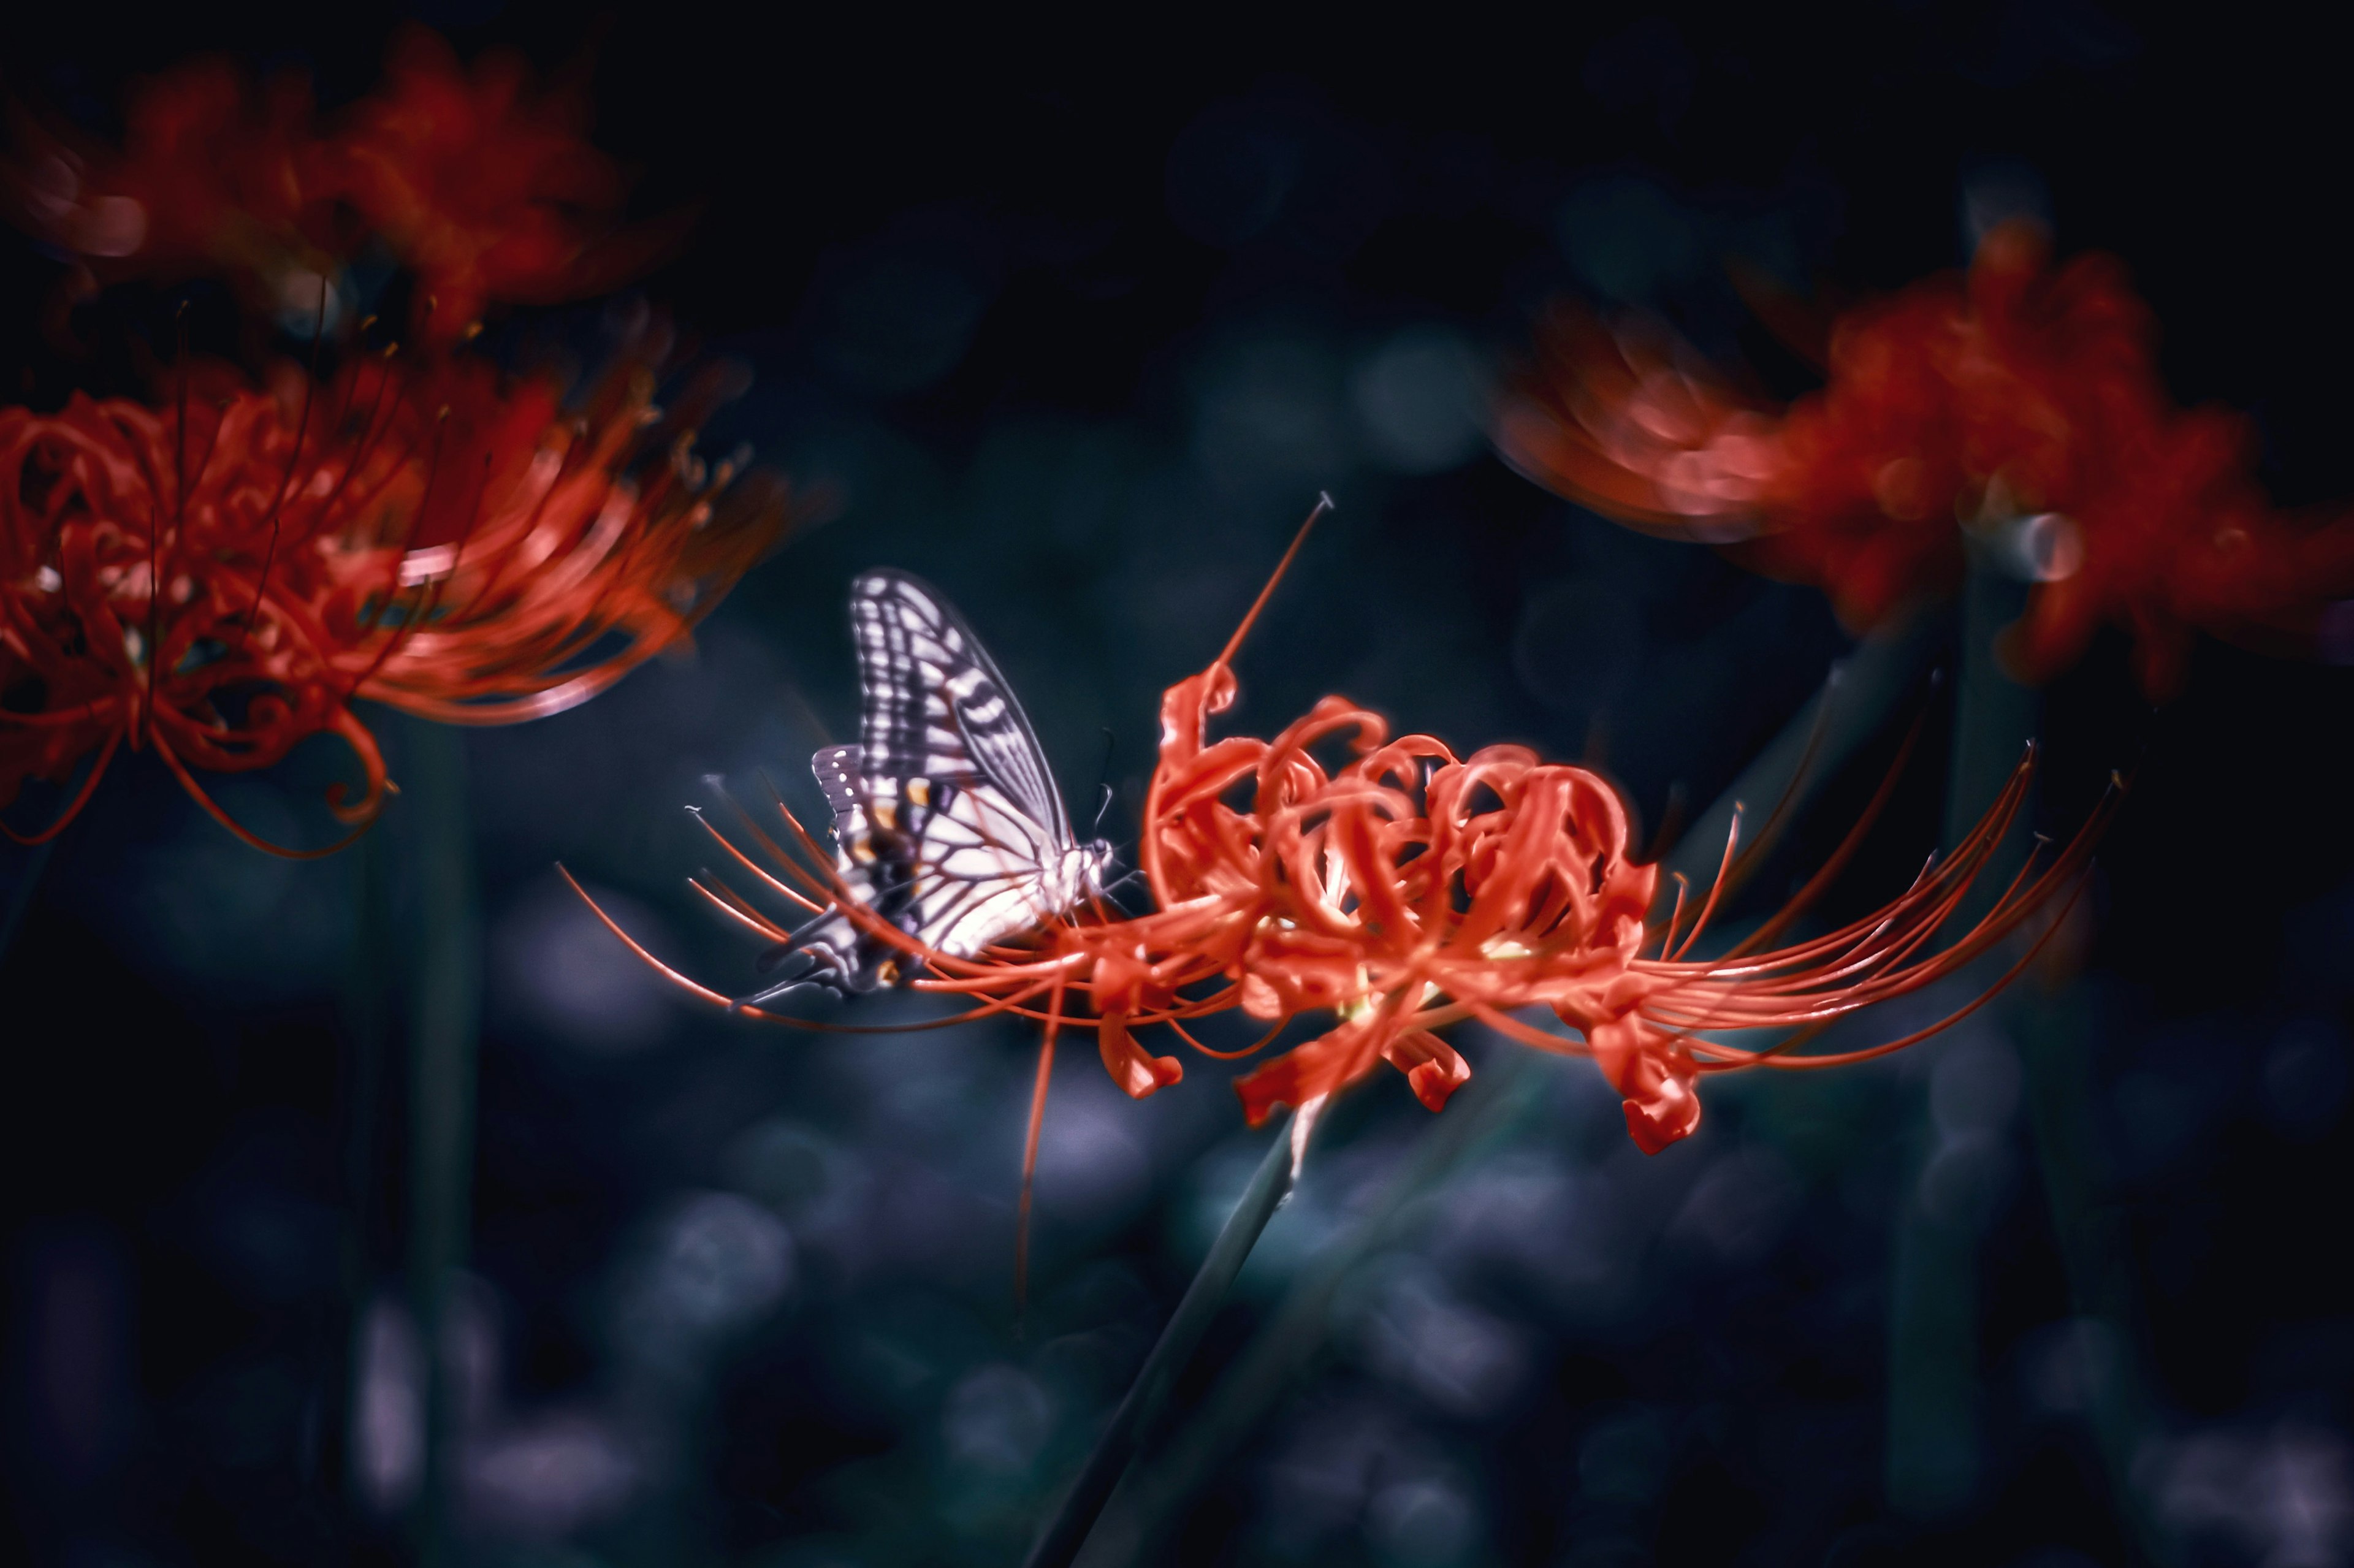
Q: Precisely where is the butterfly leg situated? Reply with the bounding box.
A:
[731,953,852,1011]
[729,972,841,1011]
[730,908,864,1010]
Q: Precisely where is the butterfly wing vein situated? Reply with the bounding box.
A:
[744,571,1095,999]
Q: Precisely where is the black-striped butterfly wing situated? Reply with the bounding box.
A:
[749,571,1102,999]
[850,569,1073,840]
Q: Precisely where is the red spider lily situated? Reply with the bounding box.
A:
[1497,221,2354,695]
[335,30,675,348]
[1,339,787,851]
[6,28,668,348]
[569,511,2112,1159]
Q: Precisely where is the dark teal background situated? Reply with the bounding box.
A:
[4,4,2352,1565]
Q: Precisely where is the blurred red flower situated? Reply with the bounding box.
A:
[579,521,2108,1155]
[2,334,787,850]
[7,28,669,348]
[1498,221,2354,694]
[335,31,672,347]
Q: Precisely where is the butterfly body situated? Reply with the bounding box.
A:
[741,571,1111,1001]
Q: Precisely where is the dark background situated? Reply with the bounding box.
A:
[4,3,2352,1564]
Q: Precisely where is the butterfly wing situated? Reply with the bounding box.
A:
[850,569,1075,843]
[739,573,1084,1002]
[812,742,865,842]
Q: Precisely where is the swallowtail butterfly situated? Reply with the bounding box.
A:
[739,571,1113,1003]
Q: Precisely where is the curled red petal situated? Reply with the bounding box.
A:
[1098,1014,1184,1100]
[1381,1028,1472,1114]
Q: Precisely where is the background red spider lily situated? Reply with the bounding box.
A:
[325,334,790,725]
[1498,221,2354,695]
[4,26,672,349]
[1,338,787,850]
[1,380,388,847]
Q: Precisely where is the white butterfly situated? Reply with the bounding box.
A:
[739,570,1113,1003]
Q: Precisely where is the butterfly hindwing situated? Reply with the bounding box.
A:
[812,743,864,842]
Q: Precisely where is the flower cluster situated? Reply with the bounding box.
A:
[1497,221,2354,694]
[8,28,664,347]
[1,333,788,849]
[1,29,787,850]
[577,537,2109,1154]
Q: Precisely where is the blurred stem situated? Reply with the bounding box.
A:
[1025,1111,1301,1568]
[1662,604,1945,897]
[1939,551,2041,922]
[1883,1154,1986,1516]
[319,817,392,1532]
[1887,550,2038,1518]
[1082,613,1943,1566]
[1074,1054,1547,1568]
[2016,984,2176,1567]
[403,719,482,1568]
[1881,552,2172,1559]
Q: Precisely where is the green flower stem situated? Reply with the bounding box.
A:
[403,718,482,1568]
[1885,549,2171,1561]
[1934,553,2171,1558]
[1072,613,1943,1566]
[1886,551,2038,1517]
[1940,550,2043,921]
[1024,1109,1303,1568]
[1663,605,1946,897]
[2016,984,2176,1567]
[320,816,392,1532]
[1072,1052,1550,1568]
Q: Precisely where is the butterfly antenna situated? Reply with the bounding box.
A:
[1092,727,1118,835]
[1214,491,1333,670]
[1082,866,1140,919]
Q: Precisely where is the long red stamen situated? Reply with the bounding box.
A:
[236,287,327,650]
[687,876,793,942]
[0,728,123,846]
[148,726,377,859]
[1668,807,1742,961]
[1016,983,1064,1321]
[1214,492,1332,672]
[689,803,828,915]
